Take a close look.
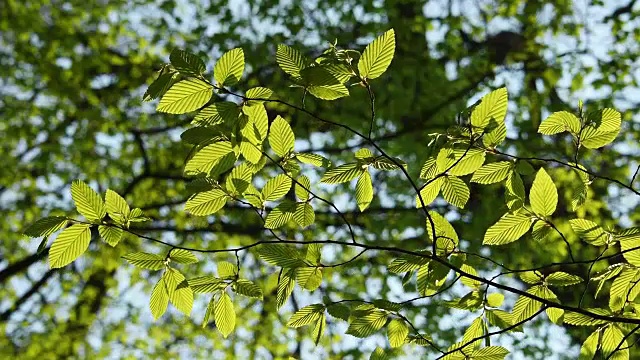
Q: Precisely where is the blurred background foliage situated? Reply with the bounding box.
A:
[2,0,640,358]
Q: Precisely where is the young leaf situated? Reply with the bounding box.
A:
[262,174,292,202]
[277,268,297,310]
[123,252,165,270]
[71,180,106,221]
[462,316,485,349]
[487,293,504,308]
[214,48,244,87]
[471,162,512,184]
[469,346,510,360]
[48,224,91,269]
[264,200,297,229]
[358,29,396,80]
[287,304,325,327]
[529,168,557,217]
[609,268,640,312]
[233,279,263,299]
[441,175,469,208]
[538,111,581,135]
[415,177,443,208]
[214,292,236,338]
[483,211,532,245]
[193,101,240,127]
[437,147,486,176]
[98,225,123,247]
[601,325,628,360]
[546,272,583,286]
[188,276,227,293]
[295,175,311,201]
[185,189,229,216]
[296,267,323,291]
[144,71,177,101]
[370,347,389,360]
[313,314,326,346]
[165,268,193,316]
[579,330,600,360]
[346,309,387,338]
[327,303,351,321]
[23,216,68,238]
[218,261,238,279]
[169,249,198,264]
[425,210,459,247]
[580,108,621,149]
[296,153,331,167]
[569,219,608,246]
[321,163,363,184]
[276,44,307,78]
[245,87,273,106]
[157,79,213,114]
[184,141,235,176]
[470,87,508,132]
[257,244,305,268]
[105,189,130,224]
[387,318,409,348]
[505,171,525,210]
[293,202,315,228]
[169,48,206,76]
[512,286,543,323]
[531,220,552,241]
[150,276,169,320]
[356,171,373,211]
[420,157,438,180]
[269,116,295,157]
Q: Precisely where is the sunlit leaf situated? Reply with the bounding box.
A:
[358,29,396,80]
[214,48,244,87]
[214,292,236,338]
[49,224,91,269]
[157,79,213,114]
[71,180,105,221]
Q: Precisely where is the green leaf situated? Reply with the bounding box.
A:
[531,220,552,241]
[308,83,350,100]
[262,174,292,202]
[98,225,122,247]
[471,162,512,184]
[123,252,165,270]
[169,249,198,264]
[387,318,409,348]
[277,268,297,310]
[487,293,504,308]
[169,48,206,76]
[245,86,273,105]
[296,153,331,167]
[188,276,227,293]
[425,210,459,248]
[165,268,193,316]
[287,304,325,327]
[462,316,485,350]
[578,330,601,360]
[580,108,622,149]
[609,268,640,312]
[185,189,229,216]
[620,236,640,266]
[601,325,628,360]
[512,286,543,323]
[356,171,374,211]
[293,202,315,228]
[144,71,177,101]
[505,171,525,210]
[296,267,323,291]
[233,279,263,299]
[346,309,387,338]
[321,163,363,184]
[519,271,544,284]
[184,141,235,176]
[257,244,304,268]
[569,219,608,246]
[150,276,169,320]
[202,298,215,328]
[217,261,238,279]
[358,29,396,80]
[483,211,532,245]
[71,180,106,221]
[564,309,609,326]
[486,309,518,332]
[295,175,311,201]
[23,216,68,238]
[305,243,322,265]
[546,272,583,286]
[538,111,581,135]
[105,189,130,224]
[372,156,407,171]
[225,163,252,196]
[415,177,443,208]
[264,200,297,229]
[327,303,350,321]
[388,254,428,273]
[276,44,307,78]
[372,299,402,312]
[313,314,326,346]
[420,157,438,179]
[437,147,486,176]
[529,168,557,217]
[157,79,213,114]
[460,264,481,289]
[48,224,91,269]
[470,346,510,360]
[214,292,236,338]
[269,115,295,157]
[193,101,240,127]
[470,87,508,132]
[214,48,244,87]
[441,175,469,208]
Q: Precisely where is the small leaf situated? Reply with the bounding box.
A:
[470,346,510,360]
[262,174,292,202]
[287,304,325,327]
[157,79,213,114]
[512,286,543,323]
[264,200,297,229]
[437,147,486,176]
[580,108,621,149]
[188,276,227,293]
[546,272,583,286]
[150,276,169,320]
[170,48,206,76]
[295,175,311,201]
[425,210,459,248]
[277,268,296,310]
[471,162,512,184]
[531,220,552,241]
[420,157,438,179]
[601,325,628,359]
[370,347,389,360]
[505,171,525,210]
[293,202,315,228]
[245,87,273,106]
[184,141,235,176]
[269,116,295,157]
[538,111,581,135]
[23,216,68,238]
[165,268,193,316]
[327,303,350,321]
[49,224,92,268]
[296,267,323,291]
[487,293,504,308]
[276,44,307,78]
[99,225,123,247]
[579,330,600,360]
[214,48,244,87]
[234,279,263,299]
[530,168,557,217]
[217,261,238,279]
[441,175,469,208]
[346,309,387,338]
[123,252,165,270]
[214,292,236,338]
[193,101,240,127]
[105,189,130,224]
[71,180,106,221]
[483,211,532,245]
[470,88,508,132]
[569,219,608,246]
[144,71,177,101]
[565,309,609,326]
[185,189,229,216]
[358,29,396,80]
[257,244,304,268]
[415,177,443,208]
[296,153,331,167]
[321,163,363,184]
[356,171,374,211]
[313,314,326,345]
[387,318,409,348]
[169,249,198,264]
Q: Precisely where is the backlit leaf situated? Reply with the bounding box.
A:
[71,180,105,221]
[358,29,396,80]
[214,48,244,87]
[24,216,68,238]
[529,168,557,217]
[157,79,212,114]
[483,211,532,245]
[123,252,165,270]
[49,224,91,269]
[214,292,236,338]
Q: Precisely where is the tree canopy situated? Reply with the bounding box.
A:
[3,0,640,359]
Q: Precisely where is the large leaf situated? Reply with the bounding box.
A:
[529,168,557,217]
[358,29,396,80]
[276,44,307,78]
[23,216,68,238]
[512,286,543,323]
[580,108,621,149]
[262,174,292,202]
[471,162,512,184]
[49,224,91,268]
[193,101,240,127]
[269,115,295,157]
[483,211,532,245]
[169,249,198,264]
[470,87,508,132]
[538,111,581,135]
[293,202,315,228]
[71,180,105,221]
[214,48,244,87]
[387,319,409,348]
[157,79,213,114]
[150,276,169,320]
[441,175,469,208]
[296,267,323,291]
[123,252,165,270]
[257,244,305,268]
[569,219,608,246]
[287,304,325,327]
[601,325,628,360]
[321,163,363,184]
[185,189,229,216]
[579,330,600,360]
[169,48,206,76]
[264,200,297,229]
[214,292,236,338]
[165,268,193,316]
[346,309,387,338]
[98,225,123,247]
[437,147,486,176]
